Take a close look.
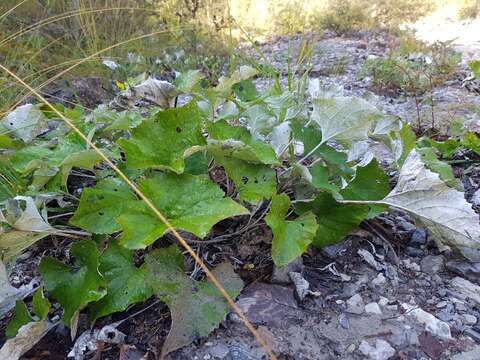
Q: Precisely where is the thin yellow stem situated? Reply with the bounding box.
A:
[0,0,30,23]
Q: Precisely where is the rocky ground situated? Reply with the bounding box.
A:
[6,31,480,360]
[168,33,480,360]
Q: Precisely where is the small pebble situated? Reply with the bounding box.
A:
[436,301,448,308]
[386,305,398,311]
[365,302,382,315]
[463,314,478,326]
[372,273,387,287]
[379,297,389,307]
[410,229,427,247]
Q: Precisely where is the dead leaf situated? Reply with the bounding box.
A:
[1,104,48,143]
[68,323,126,360]
[0,260,37,317]
[0,320,54,360]
[112,78,179,110]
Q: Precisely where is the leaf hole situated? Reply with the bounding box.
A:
[98,211,104,216]
[176,127,182,133]
[241,176,249,184]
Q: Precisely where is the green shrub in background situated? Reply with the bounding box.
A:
[358,38,461,95]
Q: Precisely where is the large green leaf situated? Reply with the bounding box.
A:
[296,192,369,248]
[72,173,249,248]
[207,120,279,165]
[70,178,137,234]
[265,194,318,267]
[89,241,152,321]
[118,101,206,173]
[39,240,106,326]
[118,173,249,248]
[145,245,243,357]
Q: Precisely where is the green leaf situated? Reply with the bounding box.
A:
[233,80,258,102]
[215,156,276,203]
[184,151,210,175]
[89,241,152,321]
[71,173,248,248]
[5,301,33,338]
[296,193,369,247]
[207,120,279,165]
[10,138,102,191]
[70,178,137,234]
[417,137,460,158]
[118,101,206,173]
[417,147,463,191]
[291,121,353,177]
[341,160,389,218]
[215,65,258,94]
[118,173,249,248]
[341,159,389,199]
[463,132,480,154]
[39,240,106,326]
[102,111,143,132]
[265,194,318,267]
[145,245,244,357]
[174,70,204,93]
[32,288,50,320]
[309,164,341,195]
[470,60,480,78]
[396,122,417,166]
[0,160,25,202]
[0,134,21,149]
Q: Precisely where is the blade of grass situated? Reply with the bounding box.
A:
[3,28,189,115]
[0,0,30,23]
[0,63,278,360]
[0,6,158,46]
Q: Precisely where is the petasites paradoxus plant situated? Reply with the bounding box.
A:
[2,68,480,355]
